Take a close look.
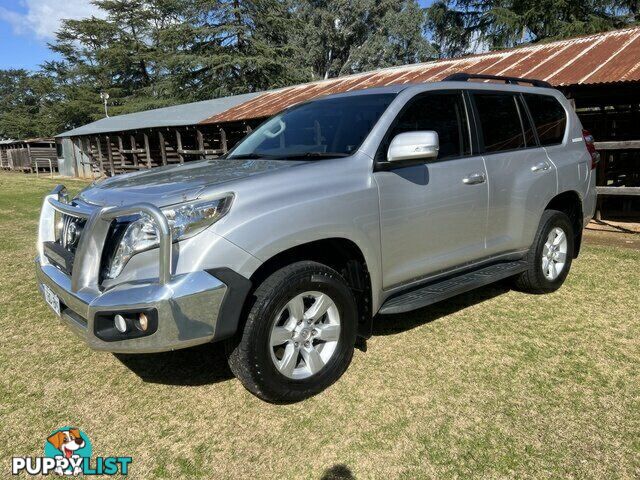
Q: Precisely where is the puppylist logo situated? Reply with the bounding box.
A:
[11,427,132,476]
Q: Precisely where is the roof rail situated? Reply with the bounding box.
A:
[443,72,553,88]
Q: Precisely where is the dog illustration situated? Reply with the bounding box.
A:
[47,428,85,475]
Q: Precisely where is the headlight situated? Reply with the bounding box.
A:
[106,195,233,279]
[162,195,234,241]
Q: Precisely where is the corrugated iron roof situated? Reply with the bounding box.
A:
[202,26,640,125]
[57,92,261,138]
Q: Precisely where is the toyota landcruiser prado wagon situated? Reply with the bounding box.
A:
[36,73,597,403]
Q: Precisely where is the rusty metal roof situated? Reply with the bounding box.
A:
[201,26,640,125]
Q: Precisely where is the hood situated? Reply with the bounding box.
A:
[77,158,299,207]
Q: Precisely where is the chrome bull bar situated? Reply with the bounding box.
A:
[39,184,173,288]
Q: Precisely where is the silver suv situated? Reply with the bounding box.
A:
[36,74,597,403]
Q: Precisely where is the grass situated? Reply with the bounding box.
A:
[0,171,638,479]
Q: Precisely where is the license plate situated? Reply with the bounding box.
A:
[42,284,61,317]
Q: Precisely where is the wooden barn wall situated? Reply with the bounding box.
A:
[70,121,260,178]
[0,142,57,172]
[567,84,640,219]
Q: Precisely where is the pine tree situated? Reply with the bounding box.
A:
[292,0,435,80]
[163,0,309,98]
[0,70,60,139]
[49,0,184,117]
[426,0,638,57]
[4,0,635,139]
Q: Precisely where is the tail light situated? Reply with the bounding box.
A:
[582,129,599,169]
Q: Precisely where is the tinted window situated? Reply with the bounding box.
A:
[228,94,396,159]
[524,94,567,146]
[474,93,525,152]
[383,92,470,161]
[517,96,536,146]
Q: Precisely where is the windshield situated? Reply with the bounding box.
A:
[227,93,396,160]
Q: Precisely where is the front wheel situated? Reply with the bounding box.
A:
[514,209,574,294]
[227,261,357,403]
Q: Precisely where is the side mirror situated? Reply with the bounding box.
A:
[387,131,439,163]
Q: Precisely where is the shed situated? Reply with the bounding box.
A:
[56,92,260,177]
[58,26,640,218]
[0,138,57,174]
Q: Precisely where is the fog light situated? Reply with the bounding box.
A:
[114,314,127,333]
[135,313,149,332]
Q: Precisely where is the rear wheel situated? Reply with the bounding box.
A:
[514,209,574,293]
[227,261,357,403]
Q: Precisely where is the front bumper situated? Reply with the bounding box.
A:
[36,185,254,353]
[36,256,228,353]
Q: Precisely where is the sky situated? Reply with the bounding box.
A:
[0,0,103,70]
[0,0,434,71]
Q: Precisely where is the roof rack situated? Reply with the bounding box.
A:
[443,72,552,88]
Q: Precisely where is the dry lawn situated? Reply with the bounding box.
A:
[0,171,638,479]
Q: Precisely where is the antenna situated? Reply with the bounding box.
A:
[100,92,110,118]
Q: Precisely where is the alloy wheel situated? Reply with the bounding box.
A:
[269,291,341,380]
[542,227,568,280]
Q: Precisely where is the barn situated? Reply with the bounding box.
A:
[55,26,640,219]
[0,138,57,174]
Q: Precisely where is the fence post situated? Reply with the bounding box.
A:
[158,131,167,166]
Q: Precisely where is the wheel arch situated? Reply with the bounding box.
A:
[247,237,375,340]
[544,190,584,257]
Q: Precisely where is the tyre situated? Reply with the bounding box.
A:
[227,261,358,403]
[513,209,574,294]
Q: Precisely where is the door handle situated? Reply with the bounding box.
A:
[462,172,486,185]
[531,161,551,172]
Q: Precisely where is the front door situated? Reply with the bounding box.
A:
[375,91,488,289]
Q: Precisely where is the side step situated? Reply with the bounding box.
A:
[379,260,528,315]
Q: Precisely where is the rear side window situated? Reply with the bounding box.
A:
[524,94,567,146]
[384,92,470,160]
[473,93,525,152]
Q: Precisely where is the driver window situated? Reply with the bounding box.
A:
[379,92,471,162]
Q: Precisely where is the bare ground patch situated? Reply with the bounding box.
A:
[584,219,640,250]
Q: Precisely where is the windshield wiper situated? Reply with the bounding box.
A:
[277,152,350,160]
[228,152,350,160]
[227,153,278,160]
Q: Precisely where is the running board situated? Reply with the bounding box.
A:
[379,260,528,315]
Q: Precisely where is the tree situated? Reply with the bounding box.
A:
[10,0,636,139]
[163,0,309,99]
[292,0,435,80]
[0,69,62,139]
[427,0,638,57]
[48,0,185,119]
[4,0,438,136]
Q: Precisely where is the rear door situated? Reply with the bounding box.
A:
[523,93,590,198]
[375,91,488,288]
[471,90,558,256]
